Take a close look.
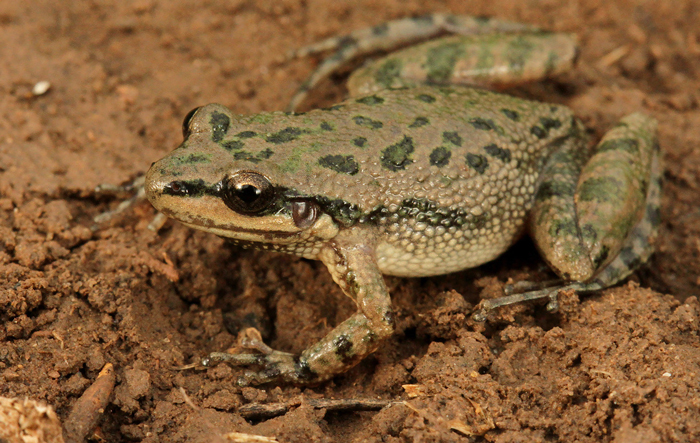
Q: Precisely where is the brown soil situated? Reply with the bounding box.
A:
[1,1,699,442]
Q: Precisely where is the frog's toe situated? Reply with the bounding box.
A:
[473,283,569,321]
[202,350,313,386]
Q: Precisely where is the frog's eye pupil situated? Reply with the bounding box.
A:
[235,184,262,203]
[222,171,274,214]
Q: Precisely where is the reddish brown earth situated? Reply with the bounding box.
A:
[1,1,699,442]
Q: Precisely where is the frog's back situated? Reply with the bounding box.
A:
[225,86,577,210]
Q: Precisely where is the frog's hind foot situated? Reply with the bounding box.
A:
[472,282,571,322]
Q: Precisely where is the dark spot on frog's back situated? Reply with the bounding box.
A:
[232,149,274,163]
[353,137,367,148]
[265,127,309,144]
[469,117,498,131]
[408,117,429,128]
[501,108,520,121]
[355,95,385,106]
[381,136,415,172]
[320,121,333,131]
[417,94,436,103]
[466,153,488,174]
[540,117,562,130]
[175,153,210,165]
[530,125,547,139]
[210,111,231,143]
[236,131,257,138]
[353,116,383,129]
[318,154,360,175]
[429,147,451,167]
[222,140,244,151]
[443,131,462,146]
[483,143,511,162]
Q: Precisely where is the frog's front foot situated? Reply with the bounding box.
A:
[203,349,313,386]
[201,328,316,386]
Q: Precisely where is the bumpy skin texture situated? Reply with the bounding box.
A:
[148,88,581,277]
[145,14,660,384]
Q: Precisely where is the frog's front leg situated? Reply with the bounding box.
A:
[205,229,393,385]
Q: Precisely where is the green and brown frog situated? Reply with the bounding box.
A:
[143,14,661,385]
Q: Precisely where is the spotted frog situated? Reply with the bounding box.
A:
[145,14,661,385]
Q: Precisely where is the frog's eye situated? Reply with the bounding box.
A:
[222,171,275,214]
[182,107,201,139]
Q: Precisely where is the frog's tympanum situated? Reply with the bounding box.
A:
[145,15,661,385]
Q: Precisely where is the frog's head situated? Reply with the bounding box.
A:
[145,104,339,247]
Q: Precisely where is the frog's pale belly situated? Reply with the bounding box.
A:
[375,211,527,277]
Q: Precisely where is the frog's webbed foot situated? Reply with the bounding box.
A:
[286,14,551,111]
[92,175,167,231]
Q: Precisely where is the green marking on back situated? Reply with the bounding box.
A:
[265,127,310,144]
[210,112,231,143]
[318,154,360,175]
[408,117,430,128]
[443,131,462,146]
[381,136,415,171]
[374,59,403,89]
[426,42,465,83]
[578,176,624,203]
[353,116,384,129]
[466,153,488,174]
[429,147,451,167]
[355,95,385,106]
[173,152,212,165]
[222,140,244,151]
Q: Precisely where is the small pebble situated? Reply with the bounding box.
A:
[32,80,51,96]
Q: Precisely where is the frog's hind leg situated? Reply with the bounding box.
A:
[287,14,541,111]
[474,114,661,320]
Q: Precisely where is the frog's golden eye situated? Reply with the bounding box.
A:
[182,107,201,139]
[222,171,275,214]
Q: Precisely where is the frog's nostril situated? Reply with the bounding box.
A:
[164,181,190,196]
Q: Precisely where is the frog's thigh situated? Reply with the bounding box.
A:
[297,238,394,381]
[288,14,541,110]
[347,32,578,96]
[531,113,659,283]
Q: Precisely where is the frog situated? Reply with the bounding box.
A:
[144,14,661,385]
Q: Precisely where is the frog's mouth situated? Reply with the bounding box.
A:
[145,172,303,241]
